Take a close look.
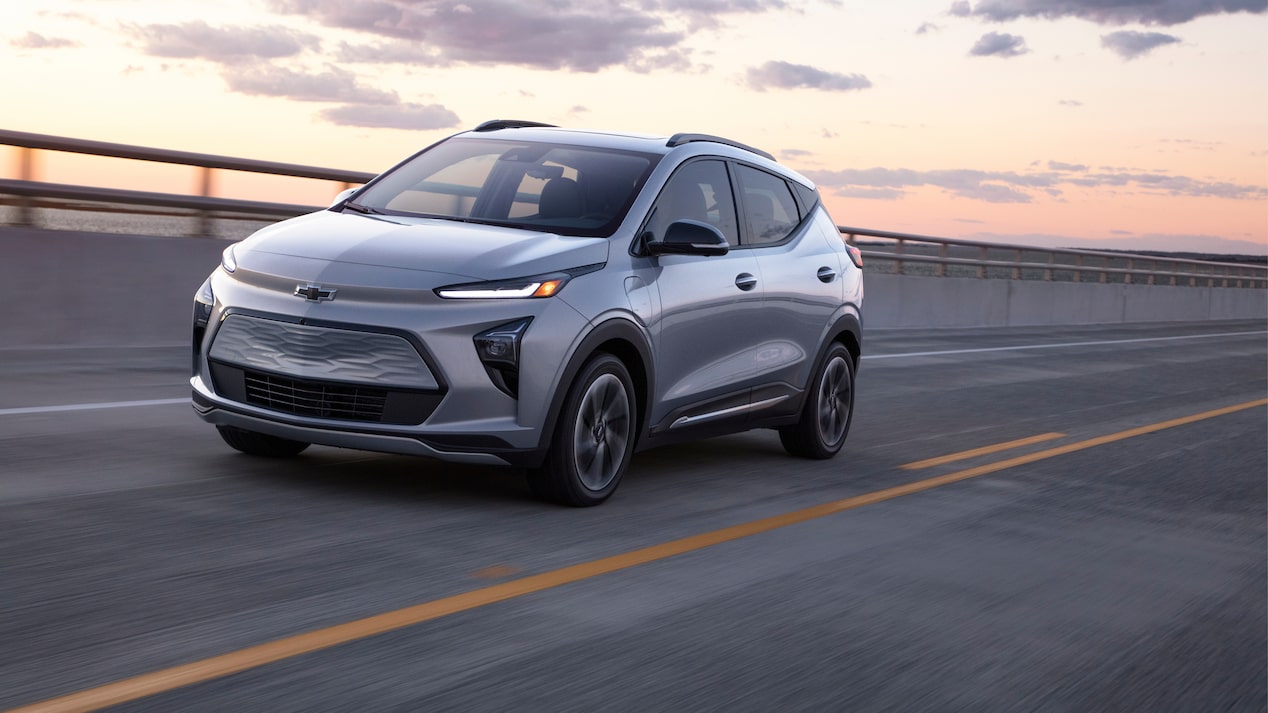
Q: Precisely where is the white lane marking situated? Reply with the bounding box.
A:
[0,397,188,417]
[862,330,1266,361]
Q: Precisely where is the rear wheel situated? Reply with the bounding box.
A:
[528,354,636,507]
[216,425,310,458]
[780,342,854,459]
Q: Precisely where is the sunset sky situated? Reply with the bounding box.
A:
[3,0,1266,254]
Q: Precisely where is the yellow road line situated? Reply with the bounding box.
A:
[901,432,1066,470]
[11,398,1267,713]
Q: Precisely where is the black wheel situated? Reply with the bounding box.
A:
[528,353,636,507]
[216,425,310,458]
[779,342,855,459]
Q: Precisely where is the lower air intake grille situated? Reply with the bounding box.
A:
[245,370,387,423]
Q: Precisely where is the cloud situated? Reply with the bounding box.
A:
[962,0,1267,26]
[746,60,872,91]
[266,0,686,72]
[837,187,907,200]
[320,102,460,129]
[969,31,1029,57]
[222,65,397,103]
[1101,30,1181,59]
[916,22,941,34]
[804,165,1268,203]
[949,1,972,17]
[966,231,1268,256]
[128,20,318,63]
[781,148,812,158]
[627,48,698,73]
[11,31,79,49]
[336,39,444,65]
[1058,99,1084,107]
[1048,160,1088,171]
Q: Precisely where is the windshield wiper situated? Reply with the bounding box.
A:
[343,201,384,215]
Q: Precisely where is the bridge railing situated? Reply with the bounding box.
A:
[844,227,1266,288]
[2,129,1263,289]
[0,129,374,235]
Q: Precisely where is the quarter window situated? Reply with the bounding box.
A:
[736,165,800,246]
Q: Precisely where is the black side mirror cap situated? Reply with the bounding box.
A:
[646,219,729,257]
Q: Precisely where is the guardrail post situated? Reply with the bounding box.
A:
[195,166,215,237]
[1044,253,1053,281]
[977,246,986,278]
[1147,260,1155,285]
[936,243,946,277]
[14,146,36,226]
[1073,254,1083,283]
[1011,249,1020,280]
[893,238,904,275]
[1124,258,1133,285]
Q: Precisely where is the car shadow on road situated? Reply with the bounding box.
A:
[224,449,534,507]
[223,431,799,507]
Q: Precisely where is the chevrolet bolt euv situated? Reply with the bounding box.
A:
[192,120,864,506]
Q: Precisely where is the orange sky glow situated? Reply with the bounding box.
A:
[2,0,1265,254]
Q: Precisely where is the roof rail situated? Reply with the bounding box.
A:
[472,120,558,132]
[666,133,775,161]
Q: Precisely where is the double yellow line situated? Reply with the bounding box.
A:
[11,398,1266,713]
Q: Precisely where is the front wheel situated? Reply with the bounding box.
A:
[216,425,310,458]
[779,342,855,459]
[528,354,636,507]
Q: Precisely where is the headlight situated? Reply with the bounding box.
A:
[221,244,238,273]
[473,318,533,398]
[193,277,215,328]
[436,273,570,299]
[195,277,215,306]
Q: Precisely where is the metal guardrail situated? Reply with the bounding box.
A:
[0,129,374,234]
[1,129,1263,288]
[840,226,1266,289]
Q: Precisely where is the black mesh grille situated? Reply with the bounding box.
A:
[244,370,387,423]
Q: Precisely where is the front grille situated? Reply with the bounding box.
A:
[210,361,443,425]
[245,370,388,422]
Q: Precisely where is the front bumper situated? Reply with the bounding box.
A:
[192,380,546,466]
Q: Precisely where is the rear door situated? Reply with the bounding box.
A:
[735,164,845,399]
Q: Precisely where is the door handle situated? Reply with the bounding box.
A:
[816,266,836,283]
[735,273,757,291]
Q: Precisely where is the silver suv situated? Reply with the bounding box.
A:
[192,120,864,505]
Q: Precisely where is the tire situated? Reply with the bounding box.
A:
[528,353,636,507]
[216,425,310,458]
[779,342,855,459]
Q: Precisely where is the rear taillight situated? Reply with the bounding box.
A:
[845,244,863,269]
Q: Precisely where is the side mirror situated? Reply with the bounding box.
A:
[646,219,729,257]
[329,187,358,208]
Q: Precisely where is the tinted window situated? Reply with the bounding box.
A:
[792,182,820,218]
[354,138,658,238]
[644,159,739,246]
[736,165,800,246]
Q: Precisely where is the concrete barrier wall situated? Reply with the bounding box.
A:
[1,228,226,348]
[865,273,1266,329]
[1,228,1264,348]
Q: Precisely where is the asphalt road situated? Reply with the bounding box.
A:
[1,320,1265,712]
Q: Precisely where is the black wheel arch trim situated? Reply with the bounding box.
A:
[535,316,655,458]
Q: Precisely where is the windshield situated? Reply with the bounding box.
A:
[349,138,661,237]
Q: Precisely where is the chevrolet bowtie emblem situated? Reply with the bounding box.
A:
[294,284,337,302]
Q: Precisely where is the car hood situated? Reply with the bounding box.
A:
[234,210,610,283]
